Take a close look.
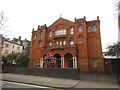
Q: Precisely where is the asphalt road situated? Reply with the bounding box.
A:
[1,80,53,90]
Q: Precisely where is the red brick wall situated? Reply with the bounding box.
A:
[29,17,104,72]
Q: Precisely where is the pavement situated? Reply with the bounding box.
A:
[2,73,120,89]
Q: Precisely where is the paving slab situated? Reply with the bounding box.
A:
[2,73,120,89]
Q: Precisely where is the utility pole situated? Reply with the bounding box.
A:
[116,1,120,84]
[118,1,120,43]
[118,1,120,58]
[0,35,3,57]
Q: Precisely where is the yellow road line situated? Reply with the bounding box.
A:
[0,82,5,84]
[2,80,49,88]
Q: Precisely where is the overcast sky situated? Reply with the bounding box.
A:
[0,0,118,51]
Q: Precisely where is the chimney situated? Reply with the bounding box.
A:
[75,17,77,22]
[84,16,86,20]
[32,28,34,32]
[38,25,40,29]
[19,36,21,40]
[97,16,99,20]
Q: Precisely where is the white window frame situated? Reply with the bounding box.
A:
[63,29,66,35]
[63,40,66,45]
[12,45,15,49]
[55,30,58,35]
[39,40,42,47]
[60,41,62,46]
[49,42,52,47]
[40,32,42,37]
[79,37,83,43]
[93,60,97,67]
[92,25,97,32]
[55,41,59,45]
[70,40,74,45]
[88,26,92,32]
[49,31,52,37]
[55,29,66,35]
[34,35,36,40]
[79,25,82,32]
[17,47,20,50]
[70,27,74,34]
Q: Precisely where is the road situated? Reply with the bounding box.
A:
[1,80,53,90]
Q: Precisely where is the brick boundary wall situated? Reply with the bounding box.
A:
[2,67,79,80]
[2,67,118,83]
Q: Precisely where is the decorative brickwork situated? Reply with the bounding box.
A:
[29,17,104,72]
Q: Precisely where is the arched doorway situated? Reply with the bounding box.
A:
[43,53,56,68]
[54,54,61,68]
[43,54,47,68]
[64,53,73,68]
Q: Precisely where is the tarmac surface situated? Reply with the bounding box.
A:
[2,73,120,89]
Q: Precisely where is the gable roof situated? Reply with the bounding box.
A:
[48,17,74,29]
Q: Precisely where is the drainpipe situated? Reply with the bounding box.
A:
[76,45,80,80]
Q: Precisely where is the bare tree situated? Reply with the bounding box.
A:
[0,11,6,57]
[105,1,120,58]
[106,42,120,57]
[117,1,120,42]
[0,11,12,37]
[0,11,9,36]
[0,11,10,58]
[116,0,120,42]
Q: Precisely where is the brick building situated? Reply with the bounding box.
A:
[29,16,104,72]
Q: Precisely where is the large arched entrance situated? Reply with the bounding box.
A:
[54,54,61,68]
[43,54,47,68]
[64,53,73,68]
[43,53,56,68]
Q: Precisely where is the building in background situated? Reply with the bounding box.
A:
[1,36,30,55]
[29,17,104,72]
[103,52,120,74]
[2,40,23,55]
[12,36,30,55]
[22,39,30,54]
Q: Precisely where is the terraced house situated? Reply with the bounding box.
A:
[29,16,104,72]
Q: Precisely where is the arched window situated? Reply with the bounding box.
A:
[34,35,36,40]
[55,29,66,35]
[79,37,83,43]
[63,29,66,35]
[70,27,74,34]
[92,25,97,32]
[60,41,62,46]
[88,26,92,32]
[49,30,52,37]
[78,25,82,32]
[63,40,66,45]
[55,41,59,45]
[40,32,42,37]
[55,30,59,35]
[93,60,97,67]
[70,40,74,45]
[39,40,42,47]
[48,41,52,47]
